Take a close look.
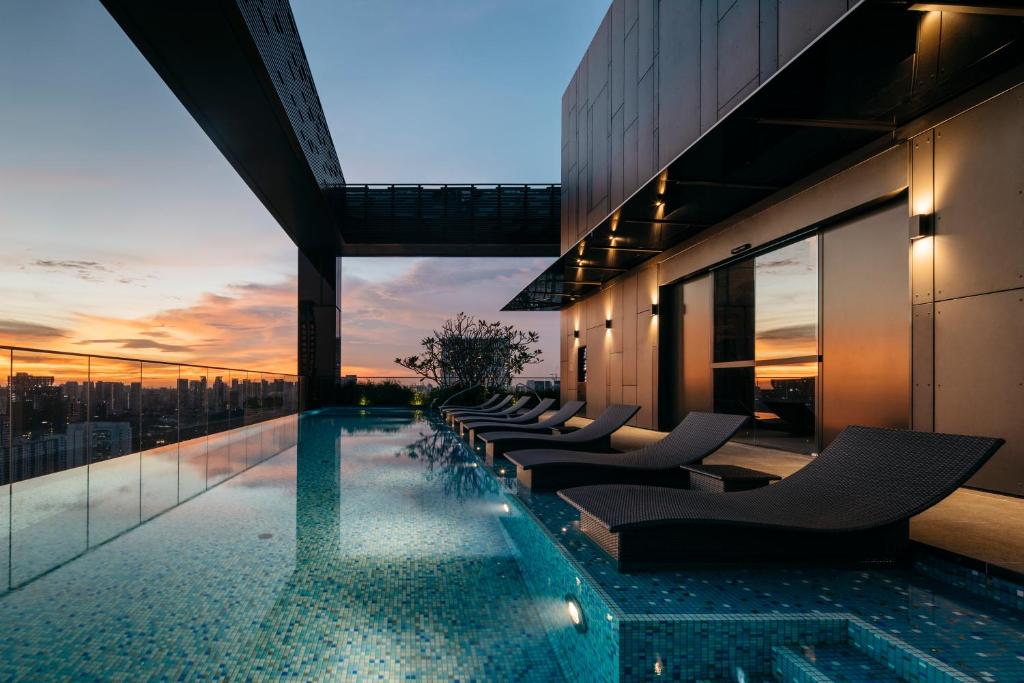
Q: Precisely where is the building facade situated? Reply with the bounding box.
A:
[515,1,1023,497]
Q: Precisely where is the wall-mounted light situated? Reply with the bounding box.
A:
[573,329,579,339]
[605,319,613,329]
[909,213,933,240]
[651,303,660,316]
[565,595,587,633]
[654,196,665,208]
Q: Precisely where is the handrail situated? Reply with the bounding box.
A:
[0,344,297,376]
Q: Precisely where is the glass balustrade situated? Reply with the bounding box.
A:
[0,345,300,591]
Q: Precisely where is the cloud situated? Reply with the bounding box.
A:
[27,258,154,286]
[0,319,69,339]
[755,324,817,341]
[340,257,558,377]
[76,338,197,353]
[0,278,297,374]
[1,257,557,379]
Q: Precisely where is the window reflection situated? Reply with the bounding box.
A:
[754,237,818,362]
[713,262,754,362]
[711,235,819,454]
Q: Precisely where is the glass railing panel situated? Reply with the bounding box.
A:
[243,372,262,466]
[86,356,142,546]
[0,349,11,592]
[8,349,89,585]
[228,372,247,476]
[206,369,233,486]
[140,362,179,520]
[178,366,208,501]
[273,374,289,454]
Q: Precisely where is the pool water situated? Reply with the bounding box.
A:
[3,408,1021,682]
[0,409,565,681]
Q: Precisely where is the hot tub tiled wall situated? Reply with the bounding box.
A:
[617,614,847,681]
[498,496,620,683]
[845,618,975,683]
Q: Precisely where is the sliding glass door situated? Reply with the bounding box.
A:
[712,235,819,453]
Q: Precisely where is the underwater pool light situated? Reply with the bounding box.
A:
[501,503,510,514]
[565,595,587,633]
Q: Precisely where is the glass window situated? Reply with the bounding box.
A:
[711,235,819,454]
[713,262,754,362]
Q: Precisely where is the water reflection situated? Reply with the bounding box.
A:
[236,410,560,680]
[397,417,499,500]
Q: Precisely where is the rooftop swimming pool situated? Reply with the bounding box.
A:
[0,408,1020,682]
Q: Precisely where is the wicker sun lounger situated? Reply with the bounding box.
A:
[464,400,586,445]
[478,404,640,465]
[451,396,531,427]
[558,425,1004,568]
[457,398,555,436]
[505,412,748,491]
[441,393,502,417]
[445,395,513,425]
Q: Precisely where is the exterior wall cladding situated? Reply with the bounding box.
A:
[558,0,1024,497]
[236,0,343,187]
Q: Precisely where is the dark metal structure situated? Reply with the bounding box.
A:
[328,184,560,256]
[504,0,1024,310]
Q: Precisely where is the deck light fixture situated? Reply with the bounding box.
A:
[909,213,933,240]
[605,318,613,329]
[565,595,587,632]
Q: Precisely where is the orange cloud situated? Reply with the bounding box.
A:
[0,278,297,376]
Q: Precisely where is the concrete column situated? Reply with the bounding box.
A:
[298,249,340,409]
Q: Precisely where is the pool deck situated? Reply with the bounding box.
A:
[474,414,1024,682]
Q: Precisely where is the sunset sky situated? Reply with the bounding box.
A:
[0,0,608,376]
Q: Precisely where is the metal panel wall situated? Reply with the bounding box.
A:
[933,85,1024,301]
[777,0,847,67]
[682,275,714,416]
[821,202,910,445]
[559,0,854,253]
[935,291,1024,495]
[657,0,701,167]
[922,84,1024,496]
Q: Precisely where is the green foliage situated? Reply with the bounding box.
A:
[394,312,543,390]
[335,380,424,407]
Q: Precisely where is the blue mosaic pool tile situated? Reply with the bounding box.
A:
[773,644,842,683]
[912,549,1024,614]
